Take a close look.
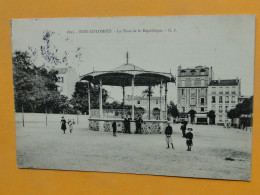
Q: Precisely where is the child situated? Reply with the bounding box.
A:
[112,121,117,137]
[67,119,74,133]
[165,121,174,150]
[186,128,193,151]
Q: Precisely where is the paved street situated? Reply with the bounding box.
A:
[16,122,252,180]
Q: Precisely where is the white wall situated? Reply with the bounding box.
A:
[15,112,89,124]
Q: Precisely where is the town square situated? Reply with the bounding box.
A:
[11,15,254,180]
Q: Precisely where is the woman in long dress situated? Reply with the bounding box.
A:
[60,116,67,134]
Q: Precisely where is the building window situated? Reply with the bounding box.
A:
[190,70,196,75]
[58,77,64,83]
[191,88,196,95]
[195,79,201,86]
[156,100,159,104]
[219,106,223,113]
[201,79,205,86]
[191,79,195,87]
[219,115,222,121]
[186,79,191,87]
[231,96,236,103]
[225,96,229,103]
[180,70,186,76]
[212,87,216,94]
[201,98,205,105]
[212,96,216,103]
[182,107,185,112]
[201,107,205,112]
[225,87,229,94]
[201,88,206,95]
[181,89,185,96]
[181,80,185,87]
[190,97,196,105]
[219,96,223,103]
[232,86,236,94]
[225,106,229,112]
[219,87,223,94]
[137,100,140,104]
[181,98,185,105]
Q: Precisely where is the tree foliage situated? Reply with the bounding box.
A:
[207,110,216,124]
[167,101,179,118]
[227,96,253,119]
[70,81,109,114]
[12,51,72,113]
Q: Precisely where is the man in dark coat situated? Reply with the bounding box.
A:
[165,121,174,149]
[112,121,117,137]
[186,128,193,151]
[135,115,143,134]
[124,115,131,134]
[180,122,187,138]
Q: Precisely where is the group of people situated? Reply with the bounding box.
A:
[164,121,194,151]
[112,115,144,136]
[60,117,76,134]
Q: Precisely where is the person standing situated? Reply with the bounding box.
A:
[165,121,174,149]
[112,121,117,137]
[60,116,67,134]
[135,115,143,134]
[124,115,130,134]
[180,122,187,138]
[186,128,193,151]
[67,119,74,133]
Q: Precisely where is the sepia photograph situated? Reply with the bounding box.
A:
[11,15,255,180]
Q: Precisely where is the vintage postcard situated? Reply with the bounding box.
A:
[11,15,255,180]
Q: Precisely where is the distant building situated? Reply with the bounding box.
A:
[177,65,213,124]
[125,95,165,111]
[55,67,79,99]
[238,95,250,104]
[208,78,241,125]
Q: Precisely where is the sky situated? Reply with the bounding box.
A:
[11,15,255,103]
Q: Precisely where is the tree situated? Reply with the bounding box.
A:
[167,101,179,118]
[207,110,216,125]
[227,96,253,127]
[70,82,108,114]
[142,86,154,119]
[188,110,197,124]
[12,50,72,114]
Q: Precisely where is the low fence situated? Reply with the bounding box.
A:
[90,109,166,120]
[15,112,89,124]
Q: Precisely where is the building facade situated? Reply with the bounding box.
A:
[55,67,79,99]
[207,79,241,125]
[177,65,213,124]
[125,95,165,119]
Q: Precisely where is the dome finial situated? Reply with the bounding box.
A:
[125,51,129,65]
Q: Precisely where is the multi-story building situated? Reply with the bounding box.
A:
[55,67,79,99]
[177,65,213,124]
[208,78,241,125]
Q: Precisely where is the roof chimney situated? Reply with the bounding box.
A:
[236,77,239,83]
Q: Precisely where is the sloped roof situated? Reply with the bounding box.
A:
[80,63,175,86]
[111,63,144,71]
[209,79,239,86]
